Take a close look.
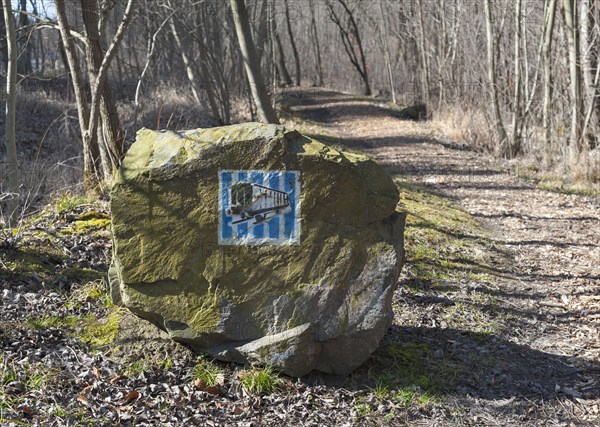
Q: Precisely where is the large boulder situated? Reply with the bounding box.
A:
[109,123,405,377]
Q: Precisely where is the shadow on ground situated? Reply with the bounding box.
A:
[283,89,600,406]
[305,324,600,403]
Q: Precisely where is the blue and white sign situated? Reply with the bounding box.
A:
[218,170,301,245]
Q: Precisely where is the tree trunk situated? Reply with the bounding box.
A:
[378,0,396,103]
[255,0,269,63]
[168,16,202,105]
[194,3,225,124]
[2,0,20,226]
[563,0,583,160]
[484,0,509,154]
[580,0,599,145]
[308,0,323,86]
[56,0,135,191]
[284,0,301,86]
[270,6,292,87]
[17,0,32,75]
[510,0,523,157]
[416,0,430,104]
[230,0,279,124]
[55,0,101,191]
[543,0,558,164]
[325,0,371,95]
[83,0,136,181]
[0,9,8,74]
[134,10,173,127]
[81,0,125,178]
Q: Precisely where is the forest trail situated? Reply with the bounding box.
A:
[283,88,600,425]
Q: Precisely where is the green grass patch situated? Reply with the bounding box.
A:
[0,246,66,283]
[353,401,375,419]
[239,365,281,395]
[67,280,111,309]
[193,357,224,387]
[367,341,444,407]
[536,179,600,197]
[53,193,95,215]
[1,355,58,405]
[26,315,82,330]
[516,167,600,198]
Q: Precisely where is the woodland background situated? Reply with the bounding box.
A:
[1,0,600,224]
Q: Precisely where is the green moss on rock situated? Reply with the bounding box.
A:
[110,123,406,376]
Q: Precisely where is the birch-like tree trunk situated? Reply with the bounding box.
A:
[543,0,558,164]
[563,0,583,160]
[230,0,279,124]
[2,0,20,226]
[509,0,523,157]
[484,0,509,154]
[168,16,203,105]
[416,0,430,104]
[580,0,599,143]
[378,0,396,104]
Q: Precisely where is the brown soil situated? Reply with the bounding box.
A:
[282,87,600,426]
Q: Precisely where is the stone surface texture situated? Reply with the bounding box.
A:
[109,123,405,376]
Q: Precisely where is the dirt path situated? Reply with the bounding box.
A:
[283,88,600,425]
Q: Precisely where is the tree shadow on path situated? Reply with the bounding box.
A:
[283,89,600,411]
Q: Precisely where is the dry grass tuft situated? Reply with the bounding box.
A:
[430,105,491,152]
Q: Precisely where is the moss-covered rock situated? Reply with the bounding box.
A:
[110,123,405,376]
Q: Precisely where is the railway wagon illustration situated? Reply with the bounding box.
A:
[226,181,290,225]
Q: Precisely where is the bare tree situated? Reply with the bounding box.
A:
[55,0,136,191]
[484,0,509,155]
[326,0,371,96]
[543,0,558,164]
[270,4,292,87]
[377,0,396,103]
[284,0,301,86]
[0,9,8,73]
[17,0,32,75]
[563,0,583,160]
[509,0,523,158]
[416,0,430,104]
[308,0,323,86]
[2,0,21,226]
[55,0,101,190]
[230,0,279,124]
[580,0,600,145]
[168,13,203,106]
[81,0,127,178]
[194,2,227,124]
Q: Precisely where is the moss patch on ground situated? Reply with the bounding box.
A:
[394,177,509,336]
[347,174,512,408]
[80,308,122,349]
[396,179,496,288]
